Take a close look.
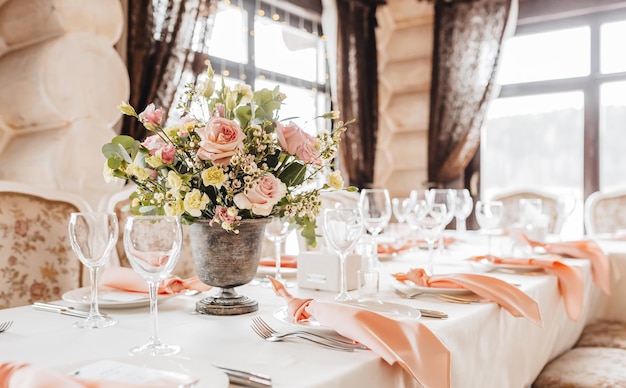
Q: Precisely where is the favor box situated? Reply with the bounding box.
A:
[296,251,361,292]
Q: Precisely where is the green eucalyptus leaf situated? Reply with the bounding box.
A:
[277,162,306,187]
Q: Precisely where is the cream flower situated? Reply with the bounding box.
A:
[125,163,150,181]
[164,198,185,216]
[183,189,210,217]
[167,171,183,193]
[201,166,227,188]
[328,170,344,190]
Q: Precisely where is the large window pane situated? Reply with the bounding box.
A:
[496,27,590,85]
[206,3,248,63]
[481,92,584,199]
[600,81,626,190]
[254,17,321,83]
[600,21,626,74]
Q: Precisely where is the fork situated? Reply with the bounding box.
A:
[250,316,365,351]
[0,320,13,333]
[395,289,477,304]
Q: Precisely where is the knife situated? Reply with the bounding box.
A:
[417,308,448,319]
[214,365,272,387]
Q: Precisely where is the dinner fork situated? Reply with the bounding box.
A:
[250,316,365,352]
[0,320,13,333]
[395,289,478,304]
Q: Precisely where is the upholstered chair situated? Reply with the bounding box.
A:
[491,188,562,234]
[0,181,91,308]
[584,189,626,236]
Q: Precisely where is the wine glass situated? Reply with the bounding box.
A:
[453,189,473,233]
[124,215,182,356]
[411,201,447,275]
[475,200,504,258]
[426,189,456,253]
[359,189,392,238]
[67,212,118,329]
[264,216,295,287]
[323,208,363,302]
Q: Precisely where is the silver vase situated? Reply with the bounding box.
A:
[188,218,267,315]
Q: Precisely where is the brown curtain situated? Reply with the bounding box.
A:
[427,0,516,188]
[335,0,386,189]
[123,0,217,140]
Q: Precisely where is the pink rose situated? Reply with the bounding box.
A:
[196,117,245,166]
[141,135,176,164]
[275,121,321,164]
[233,174,287,216]
[213,103,225,118]
[138,103,163,127]
[210,206,241,226]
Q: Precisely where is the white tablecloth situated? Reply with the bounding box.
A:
[0,234,606,388]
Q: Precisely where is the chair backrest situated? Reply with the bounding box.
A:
[584,189,626,235]
[104,184,197,279]
[0,181,91,308]
[490,188,561,234]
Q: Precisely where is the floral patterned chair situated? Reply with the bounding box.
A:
[103,184,197,279]
[584,188,626,236]
[0,181,92,308]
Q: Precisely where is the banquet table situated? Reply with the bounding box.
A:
[0,233,608,388]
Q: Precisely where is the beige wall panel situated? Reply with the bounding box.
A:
[380,58,432,94]
[383,0,434,26]
[378,23,433,63]
[384,92,430,131]
[0,0,123,56]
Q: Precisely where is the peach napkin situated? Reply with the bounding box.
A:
[0,362,156,388]
[268,276,451,388]
[470,255,584,322]
[520,234,612,295]
[378,237,457,255]
[258,254,297,268]
[100,267,211,294]
[392,268,543,326]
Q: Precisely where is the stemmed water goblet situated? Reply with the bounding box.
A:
[67,212,119,329]
[323,208,363,302]
[124,215,182,356]
[359,188,392,238]
[453,189,473,233]
[426,189,456,253]
[391,196,414,248]
[475,200,504,259]
[411,201,447,275]
[263,216,295,288]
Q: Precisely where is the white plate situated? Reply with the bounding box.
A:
[393,279,475,296]
[256,265,297,278]
[273,300,421,333]
[62,286,177,309]
[470,258,545,273]
[59,356,228,388]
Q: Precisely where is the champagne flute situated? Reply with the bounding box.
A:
[453,189,473,233]
[264,216,295,287]
[67,212,118,329]
[323,208,363,302]
[412,202,447,275]
[475,200,504,259]
[124,215,182,356]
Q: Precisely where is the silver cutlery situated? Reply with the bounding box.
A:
[415,308,448,319]
[250,316,365,352]
[32,302,105,319]
[214,365,272,387]
[0,320,13,333]
[394,289,476,304]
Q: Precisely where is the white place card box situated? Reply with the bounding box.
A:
[297,251,361,292]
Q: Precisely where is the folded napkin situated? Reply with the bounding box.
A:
[100,267,211,294]
[470,255,584,322]
[258,254,297,268]
[378,237,457,255]
[520,234,612,295]
[392,268,543,326]
[0,362,156,388]
[268,276,451,388]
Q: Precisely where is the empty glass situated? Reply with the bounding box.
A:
[323,208,363,302]
[475,200,504,258]
[411,201,447,275]
[124,215,182,356]
[427,189,456,253]
[453,189,473,233]
[67,212,118,329]
[359,189,392,237]
[264,216,295,287]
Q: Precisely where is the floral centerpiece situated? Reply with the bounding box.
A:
[102,63,353,248]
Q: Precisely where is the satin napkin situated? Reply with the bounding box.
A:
[0,362,156,388]
[100,267,211,294]
[470,255,584,322]
[392,269,543,326]
[518,234,612,295]
[258,255,297,268]
[268,276,451,388]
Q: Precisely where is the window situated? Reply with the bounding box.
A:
[481,9,626,236]
[178,0,330,136]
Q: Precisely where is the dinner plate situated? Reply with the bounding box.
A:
[273,300,421,333]
[59,356,228,388]
[393,279,475,296]
[62,286,177,309]
[469,258,545,273]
